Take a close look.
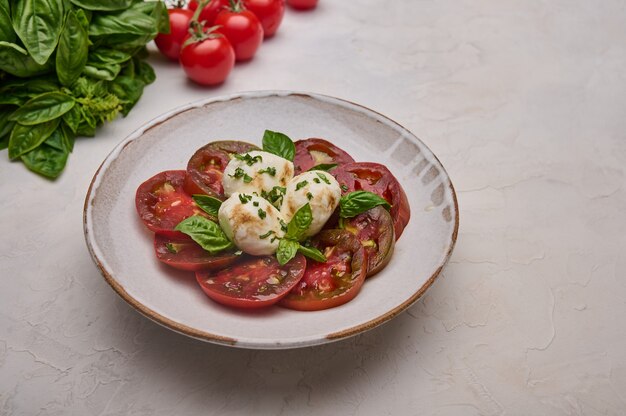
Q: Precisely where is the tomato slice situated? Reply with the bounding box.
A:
[342,206,395,277]
[332,162,411,239]
[185,140,259,197]
[279,230,367,311]
[154,233,239,271]
[196,254,306,308]
[135,170,209,237]
[293,138,355,174]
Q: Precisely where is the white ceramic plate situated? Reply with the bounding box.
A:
[84,91,458,349]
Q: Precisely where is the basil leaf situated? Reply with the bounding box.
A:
[56,10,89,86]
[0,135,8,151]
[297,244,327,263]
[69,0,132,11]
[83,62,122,81]
[11,0,64,65]
[0,41,53,77]
[8,118,59,159]
[21,135,69,179]
[89,10,157,37]
[88,48,132,65]
[0,107,16,137]
[62,105,82,133]
[0,95,24,106]
[60,122,75,152]
[9,92,75,125]
[262,130,295,161]
[277,239,299,266]
[286,203,312,241]
[135,59,156,85]
[308,163,337,172]
[108,75,144,116]
[339,190,391,218]
[175,216,234,255]
[74,9,90,33]
[192,195,222,217]
[0,0,15,43]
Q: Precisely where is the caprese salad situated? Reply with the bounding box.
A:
[135,131,410,311]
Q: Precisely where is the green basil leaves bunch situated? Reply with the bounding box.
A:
[0,0,169,178]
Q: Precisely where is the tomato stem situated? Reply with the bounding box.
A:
[228,0,244,12]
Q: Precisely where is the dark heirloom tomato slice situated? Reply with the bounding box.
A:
[333,162,411,240]
[135,170,208,237]
[293,138,355,174]
[279,230,367,311]
[342,206,395,277]
[154,234,239,272]
[196,254,306,308]
[185,140,260,197]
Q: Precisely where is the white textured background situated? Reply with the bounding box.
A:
[2,1,626,414]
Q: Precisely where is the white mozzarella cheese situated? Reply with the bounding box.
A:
[222,151,294,198]
[218,193,286,256]
[281,171,341,239]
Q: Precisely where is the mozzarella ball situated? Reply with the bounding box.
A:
[281,171,341,239]
[218,193,286,256]
[222,151,294,198]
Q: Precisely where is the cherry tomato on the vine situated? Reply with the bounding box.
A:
[179,31,235,86]
[154,8,194,60]
[188,0,229,25]
[286,0,318,10]
[242,0,285,38]
[215,2,264,61]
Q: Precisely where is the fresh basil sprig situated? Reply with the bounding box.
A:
[0,0,169,179]
[276,203,327,265]
[192,194,222,217]
[340,191,391,218]
[262,130,295,161]
[175,216,234,255]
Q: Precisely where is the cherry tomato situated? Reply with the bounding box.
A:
[188,0,229,25]
[154,8,194,60]
[293,138,355,174]
[196,254,306,308]
[185,140,259,197]
[333,162,411,240]
[154,234,239,271]
[342,206,395,277]
[279,230,367,311]
[214,7,264,61]
[135,170,209,237]
[286,0,317,10]
[242,0,285,38]
[179,33,235,86]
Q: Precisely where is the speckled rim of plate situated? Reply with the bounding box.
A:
[83,90,459,349]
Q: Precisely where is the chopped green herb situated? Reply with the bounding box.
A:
[313,178,320,184]
[306,192,313,200]
[316,172,331,185]
[341,184,349,192]
[238,193,252,204]
[253,201,259,207]
[230,167,253,183]
[296,180,308,191]
[234,153,262,166]
[259,230,275,239]
[279,219,288,232]
[258,208,267,219]
[261,186,286,207]
[270,236,278,243]
[165,243,178,254]
[259,166,277,176]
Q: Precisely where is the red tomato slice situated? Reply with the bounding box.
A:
[196,254,306,308]
[279,230,367,311]
[293,138,355,174]
[333,162,410,239]
[185,140,259,197]
[135,170,208,237]
[154,233,239,271]
[342,206,395,277]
